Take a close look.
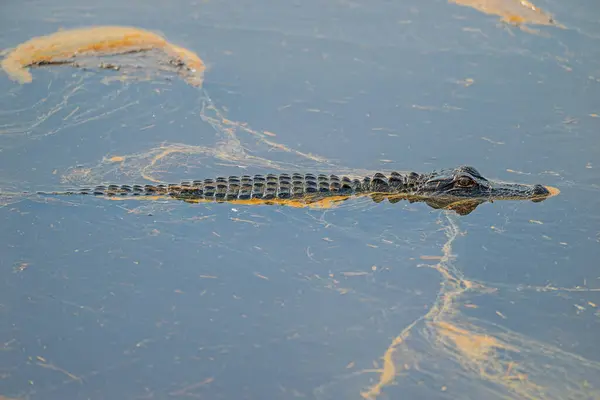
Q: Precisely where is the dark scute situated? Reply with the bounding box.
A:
[226,187,240,199]
[339,183,353,193]
[252,182,266,196]
[388,176,404,190]
[361,177,371,191]
[278,181,291,197]
[305,179,318,187]
[279,181,291,190]
[215,190,227,199]
[238,187,252,199]
[305,178,317,187]
[370,176,390,192]
[263,187,277,199]
[406,172,419,186]
[266,174,278,183]
[292,184,304,195]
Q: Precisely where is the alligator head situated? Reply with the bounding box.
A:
[412,165,557,215]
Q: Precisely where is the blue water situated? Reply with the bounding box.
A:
[1,0,599,399]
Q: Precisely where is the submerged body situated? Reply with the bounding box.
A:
[34,166,558,215]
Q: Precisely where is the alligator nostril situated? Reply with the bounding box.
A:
[533,184,550,196]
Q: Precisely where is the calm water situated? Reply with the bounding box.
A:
[1,0,599,399]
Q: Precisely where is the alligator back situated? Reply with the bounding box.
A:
[50,172,422,201]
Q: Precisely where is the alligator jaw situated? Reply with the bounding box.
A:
[487,182,560,203]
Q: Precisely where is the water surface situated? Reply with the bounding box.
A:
[1,0,599,399]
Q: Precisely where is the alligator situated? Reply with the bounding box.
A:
[27,166,558,215]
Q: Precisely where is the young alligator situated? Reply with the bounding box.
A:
[29,166,558,215]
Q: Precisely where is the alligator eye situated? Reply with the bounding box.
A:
[455,176,475,188]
